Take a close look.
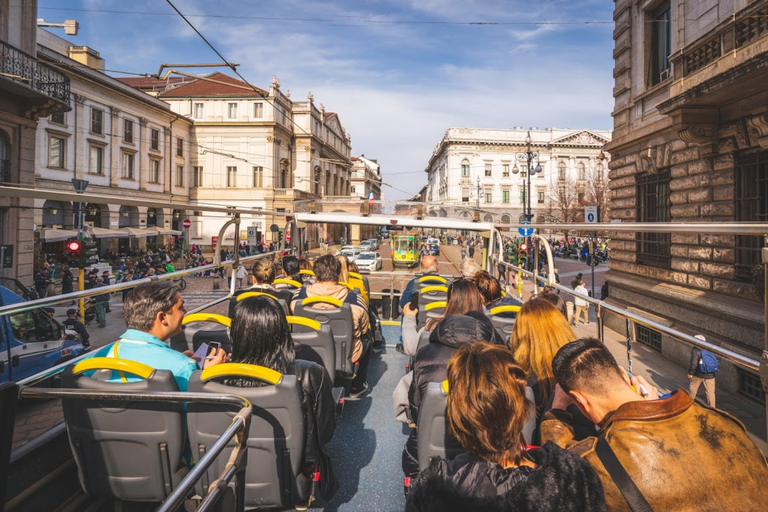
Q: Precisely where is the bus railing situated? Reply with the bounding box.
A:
[18,387,252,512]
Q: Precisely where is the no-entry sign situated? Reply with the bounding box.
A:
[182,218,192,229]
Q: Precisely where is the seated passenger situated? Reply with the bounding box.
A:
[543,338,768,511]
[473,271,522,316]
[400,255,442,310]
[337,254,368,306]
[459,258,481,279]
[406,342,605,512]
[250,258,277,291]
[210,296,339,500]
[291,254,371,398]
[537,290,569,320]
[275,255,301,289]
[298,258,316,285]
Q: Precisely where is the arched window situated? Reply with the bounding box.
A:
[461,159,470,177]
[558,161,566,181]
[596,163,604,181]
[578,162,586,180]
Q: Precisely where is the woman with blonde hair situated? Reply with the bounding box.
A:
[335,254,368,306]
[250,258,277,290]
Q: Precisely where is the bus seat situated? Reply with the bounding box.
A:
[288,316,345,407]
[406,330,432,374]
[293,296,358,380]
[61,358,187,503]
[171,312,232,354]
[417,381,465,472]
[187,364,310,509]
[229,290,288,317]
[489,305,520,344]
[273,278,302,289]
[418,285,449,305]
[417,301,446,331]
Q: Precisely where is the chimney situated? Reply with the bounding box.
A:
[68,45,104,70]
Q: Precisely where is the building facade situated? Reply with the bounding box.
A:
[606,0,768,394]
[424,127,611,224]
[0,2,70,281]
[348,155,382,242]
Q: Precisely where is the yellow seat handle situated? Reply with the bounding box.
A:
[201,363,282,385]
[424,301,447,311]
[339,281,355,291]
[286,315,321,330]
[72,357,155,379]
[501,290,507,297]
[183,313,232,327]
[273,278,302,288]
[489,305,521,316]
[419,275,447,284]
[441,380,449,394]
[421,285,448,294]
[349,272,363,279]
[237,291,279,302]
[302,296,344,308]
[299,269,315,276]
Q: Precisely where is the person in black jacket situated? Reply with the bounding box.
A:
[688,334,716,408]
[406,342,605,512]
[223,295,338,501]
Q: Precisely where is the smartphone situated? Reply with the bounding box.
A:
[207,341,221,356]
[410,291,420,310]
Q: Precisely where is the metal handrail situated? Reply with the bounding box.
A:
[19,387,252,512]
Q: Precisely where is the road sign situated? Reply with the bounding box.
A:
[270,224,279,232]
[585,206,599,223]
[518,221,533,237]
[182,218,192,229]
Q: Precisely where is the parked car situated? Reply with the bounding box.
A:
[359,241,374,253]
[364,238,380,251]
[335,248,358,262]
[381,231,390,239]
[355,252,382,272]
[0,286,88,383]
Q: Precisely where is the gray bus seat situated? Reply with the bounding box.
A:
[229,290,288,317]
[489,305,520,345]
[61,357,187,503]
[187,363,311,509]
[288,315,345,407]
[170,313,232,354]
[417,380,465,472]
[293,296,359,380]
[405,330,432,374]
[418,285,449,306]
[417,300,446,331]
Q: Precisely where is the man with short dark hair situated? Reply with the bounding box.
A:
[34,268,51,298]
[63,308,90,349]
[542,337,768,511]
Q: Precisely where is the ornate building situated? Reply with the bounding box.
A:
[424,127,611,224]
[605,0,768,394]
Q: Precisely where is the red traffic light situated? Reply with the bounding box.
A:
[519,243,528,251]
[66,240,82,252]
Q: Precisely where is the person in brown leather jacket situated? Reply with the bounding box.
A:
[541,337,768,511]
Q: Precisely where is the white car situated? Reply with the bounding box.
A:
[358,241,374,253]
[340,245,362,255]
[335,248,357,262]
[355,251,382,272]
[364,238,379,251]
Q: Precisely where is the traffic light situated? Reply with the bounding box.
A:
[507,242,518,262]
[518,242,528,269]
[65,238,82,267]
[84,239,99,265]
[277,231,283,245]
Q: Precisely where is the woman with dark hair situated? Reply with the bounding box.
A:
[473,271,522,315]
[216,296,338,500]
[405,343,605,512]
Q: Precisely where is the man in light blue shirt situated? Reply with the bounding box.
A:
[106,281,220,391]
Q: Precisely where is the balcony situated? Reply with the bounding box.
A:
[272,188,318,200]
[0,39,70,116]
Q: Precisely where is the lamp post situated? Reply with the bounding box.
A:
[512,131,543,222]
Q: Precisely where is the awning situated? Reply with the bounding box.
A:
[88,227,129,239]
[122,227,160,237]
[156,228,182,236]
[40,228,78,242]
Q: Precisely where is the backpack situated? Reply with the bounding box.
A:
[698,350,720,374]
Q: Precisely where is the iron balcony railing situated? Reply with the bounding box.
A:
[0,39,70,103]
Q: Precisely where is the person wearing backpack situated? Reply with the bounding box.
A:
[688,334,718,408]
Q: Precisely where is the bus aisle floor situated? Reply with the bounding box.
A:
[318,323,408,511]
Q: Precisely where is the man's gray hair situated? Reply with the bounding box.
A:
[460,258,482,279]
[123,281,180,332]
[421,257,439,274]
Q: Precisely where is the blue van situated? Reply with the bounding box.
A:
[0,286,87,383]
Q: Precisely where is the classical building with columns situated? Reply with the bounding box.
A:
[34,29,192,256]
[424,127,611,224]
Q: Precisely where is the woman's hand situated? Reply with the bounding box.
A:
[403,303,418,316]
[203,347,228,369]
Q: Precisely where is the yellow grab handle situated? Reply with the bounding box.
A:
[489,305,521,316]
[420,285,448,294]
[441,380,449,394]
[302,296,344,308]
[299,269,315,276]
[237,291,279,302]
[419,275,447,284]
[339,281,355,291]
[286,315,321,331]
[272,278,302,288]
[201,363,282,385]
[183,313,232,327]
[349,272,363,280]
[424,301,447,311]
[72,357,155,379]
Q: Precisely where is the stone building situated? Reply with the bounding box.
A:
[605,0,768,397]
[348,155,382,242]
[424,127,611,224]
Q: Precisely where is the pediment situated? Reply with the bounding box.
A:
[550,130,610,147]
[326,115,342,135]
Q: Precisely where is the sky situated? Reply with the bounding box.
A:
[38,0,616,200]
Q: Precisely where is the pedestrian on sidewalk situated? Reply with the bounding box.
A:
[572,280,589,326]
[688,334,718,408]
[90,277,111,328]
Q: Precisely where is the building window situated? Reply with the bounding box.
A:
[252,166,263,188]
[151,129,159,151]
[596,163,605,181]
[538,190,545,203]
[461,160,470,177]
[91,108,103,134]
[228,103,238,119]
[485,191,492,203]
[193,166,203,187]
[194,103,204,118]
[578,162,586,180]
[649,1,671,86]
[484,163,492,177]
[558,161,566,181]
[636,170,671,268]
[149,159,160,183]
[253,102,263,118]
[89,145,103,175]
[176,165,184,187]
[519,189,525,204]
[502,164,510,178]
[122,152,134,179]
[50,111,65,125]
[124,119,133,144]
[502,190,510,203]
[735,149,768,281]
[176,137,183,157]
[49,136,65,168]
[636,324,662,352]
[461,187,470,202]
[738,369,765,404]
[227,166,237,187]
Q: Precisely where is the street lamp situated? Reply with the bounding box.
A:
[512,131,543,222]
